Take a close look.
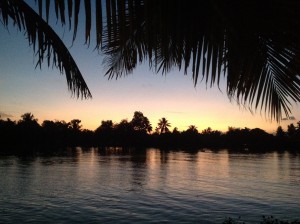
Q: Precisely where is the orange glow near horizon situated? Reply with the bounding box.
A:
[31,106,286,134]
[1,24,299,135]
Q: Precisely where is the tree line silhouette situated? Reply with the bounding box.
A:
[1,111,299,153]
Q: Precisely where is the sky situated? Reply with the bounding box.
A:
[0,1,299,133]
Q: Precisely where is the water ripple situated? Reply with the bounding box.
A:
[0,148,299,223]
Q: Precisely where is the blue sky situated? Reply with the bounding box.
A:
[0,1,299,133]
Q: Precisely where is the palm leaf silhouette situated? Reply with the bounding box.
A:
[0,0,91,98]
[1,0,300,121]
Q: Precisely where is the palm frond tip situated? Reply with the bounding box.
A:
[0,0,91,98]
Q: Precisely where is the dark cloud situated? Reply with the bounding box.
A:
[282,116,296,121]
[0,112,13,119]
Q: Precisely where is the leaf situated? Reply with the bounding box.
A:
[2,0,91,99]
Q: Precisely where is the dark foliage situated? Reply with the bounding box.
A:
[1,0,300,121]
[1,111,300,154]
[0,111,300,152]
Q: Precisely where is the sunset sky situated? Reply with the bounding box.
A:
[0,1,299,133]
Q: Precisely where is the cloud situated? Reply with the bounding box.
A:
[0,112,13,119]
[141,83,153,88]
[282,116,296,121]
[166,111,186,114]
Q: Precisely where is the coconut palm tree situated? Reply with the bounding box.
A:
[186,125,198,134]
[1,0,300,121]
[157,117,171,134]
[19,112,38,124]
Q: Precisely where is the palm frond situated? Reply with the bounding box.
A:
[0,0,91,98]
[2,0,300,121]
[97,0,300,121]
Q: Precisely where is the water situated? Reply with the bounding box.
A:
[0,148,299,223]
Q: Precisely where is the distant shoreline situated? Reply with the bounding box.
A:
[1,112,300,154]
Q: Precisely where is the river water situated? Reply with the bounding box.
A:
[0,148,299,223]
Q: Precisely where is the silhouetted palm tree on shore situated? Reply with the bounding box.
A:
[186,125,198,134]
[1,0,300,121]
[156,117,171,134]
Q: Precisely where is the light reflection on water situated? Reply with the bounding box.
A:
[0,148,300,223]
